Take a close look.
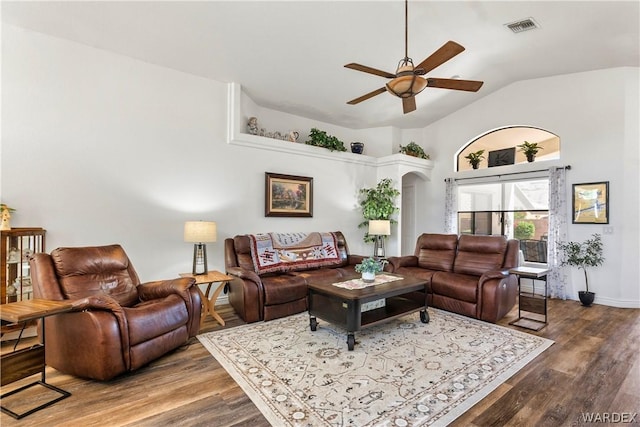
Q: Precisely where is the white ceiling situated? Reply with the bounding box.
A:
[2,1,639,130]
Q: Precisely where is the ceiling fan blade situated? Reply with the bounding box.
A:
[415,41,465,74]
[427,78,484,92]
[402,97,416,114]
[347,87,387,105]
[345,63,396,79]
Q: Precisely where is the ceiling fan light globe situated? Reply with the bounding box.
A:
[386,75,428,98]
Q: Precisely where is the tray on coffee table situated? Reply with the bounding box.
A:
[307,273,429,350]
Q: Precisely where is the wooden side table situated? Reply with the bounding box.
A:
[1,299,73,419]
[180,270,233,327]
[508,266,550,331]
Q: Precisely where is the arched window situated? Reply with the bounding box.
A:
[456,126,560,172]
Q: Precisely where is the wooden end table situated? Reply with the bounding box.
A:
[508,266,550,331]
[180,270,233,327]
[1,299,73,419]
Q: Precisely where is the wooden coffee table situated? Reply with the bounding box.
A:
[308,273,429,351]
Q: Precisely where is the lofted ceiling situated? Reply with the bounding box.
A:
[2,1,639,130]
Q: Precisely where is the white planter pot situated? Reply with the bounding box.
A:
[361,271,375,282]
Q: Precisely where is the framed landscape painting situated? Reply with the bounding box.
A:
[265,172,313,217]
[572,181,609,224]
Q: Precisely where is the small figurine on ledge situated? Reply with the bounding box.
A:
[1,203,14,231]
[247,117,259,135]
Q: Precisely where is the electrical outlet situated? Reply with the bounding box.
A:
[603,226,614,235]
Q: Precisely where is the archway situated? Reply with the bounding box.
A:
[456,126,560,171]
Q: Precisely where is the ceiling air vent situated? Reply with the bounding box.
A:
[505,18,540,34]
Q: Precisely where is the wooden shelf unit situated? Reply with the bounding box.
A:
[1,228,46,305]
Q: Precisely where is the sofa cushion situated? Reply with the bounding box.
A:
[51,245,139,307]
[415,234,458,272]
[394,267,437,293]
[431,272,478,303]
[233,235,256,272]
[261,274,308,305]
[453,235,508,276]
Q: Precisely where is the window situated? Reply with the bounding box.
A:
[457,178,549,263]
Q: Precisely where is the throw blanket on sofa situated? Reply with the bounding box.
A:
[248,232,341,275]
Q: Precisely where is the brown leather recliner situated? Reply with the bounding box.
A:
[29,244,201,381]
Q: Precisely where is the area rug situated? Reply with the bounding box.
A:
[198,309,553,426]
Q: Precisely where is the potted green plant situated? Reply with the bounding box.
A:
[559,233,605,306]
[399,142,430,159]
[354,257,388,282]
[358,178,400,243]
[517,141,543,162]
[464,150,485,169]
[305,128,347,152]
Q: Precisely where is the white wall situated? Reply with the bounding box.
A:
[2,25,638,307]
[1,25,378,281]
[416,67,640,308]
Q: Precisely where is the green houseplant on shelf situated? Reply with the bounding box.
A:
[358,178,400,243]
[559,233,605,306]
[464,150,485,169]
[354,257,388,282]
[305,128,347,152]
[517,141,543,162]
[399,142,430,159]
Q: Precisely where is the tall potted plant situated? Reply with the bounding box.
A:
[559,233,605,306]
[358,178,400,243]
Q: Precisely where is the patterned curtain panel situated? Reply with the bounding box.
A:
[444,178,458,234]
[547,166,569,299]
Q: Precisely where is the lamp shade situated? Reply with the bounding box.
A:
[385,64,428,98]
[184,221,217,243]
[368,220,391,236]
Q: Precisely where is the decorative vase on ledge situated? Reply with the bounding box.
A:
[351,142,364,154]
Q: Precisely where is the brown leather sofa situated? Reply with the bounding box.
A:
[386,234,519,323]
[29,244,201,381]
[224,231,363,323]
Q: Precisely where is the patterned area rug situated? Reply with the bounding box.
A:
[198,309,553,426]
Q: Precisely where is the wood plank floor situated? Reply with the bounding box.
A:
[1,299,639,426]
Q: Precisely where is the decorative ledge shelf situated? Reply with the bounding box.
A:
[226,83,433,176]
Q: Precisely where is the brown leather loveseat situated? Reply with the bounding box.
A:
[29,244,202,381]
[386,233,519,323]
[224,231,362,323]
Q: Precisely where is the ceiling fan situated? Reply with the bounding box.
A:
[345,0,484,114]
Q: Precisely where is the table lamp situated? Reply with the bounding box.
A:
[184,221,217,275]
[368,220,391,259]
